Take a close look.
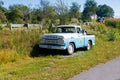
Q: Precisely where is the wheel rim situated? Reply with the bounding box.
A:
[68,43,74,54]
[87,42,91,50]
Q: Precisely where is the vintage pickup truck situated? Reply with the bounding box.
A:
[39,25,95,55]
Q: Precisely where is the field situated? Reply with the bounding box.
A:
[0,22,120,80]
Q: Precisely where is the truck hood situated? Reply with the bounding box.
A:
[42,33,78,39]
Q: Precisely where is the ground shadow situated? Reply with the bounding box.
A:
[30,44,66,57]
[30,44,40,57]
[30,44,87,57]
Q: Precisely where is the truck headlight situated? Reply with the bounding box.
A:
[40,39,45,44]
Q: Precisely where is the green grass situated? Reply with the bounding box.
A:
[0,35,120,80]
[0,24,120,80]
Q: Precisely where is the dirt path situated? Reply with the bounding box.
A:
[69,57,120,80]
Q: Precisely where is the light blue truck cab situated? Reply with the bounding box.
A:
[39,25,95,55]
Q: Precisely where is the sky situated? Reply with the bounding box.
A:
[2,0,120,18]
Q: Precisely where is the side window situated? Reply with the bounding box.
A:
[77,28,80,33]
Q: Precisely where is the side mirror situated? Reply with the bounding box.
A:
[81,30,87,35]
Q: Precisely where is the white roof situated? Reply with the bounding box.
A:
[57,24,81,28]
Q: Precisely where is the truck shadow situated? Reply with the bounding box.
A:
[30,44,87,57]
[30,44,66,57]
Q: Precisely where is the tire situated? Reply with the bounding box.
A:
[86,41,91,50]
[66,43,75,55]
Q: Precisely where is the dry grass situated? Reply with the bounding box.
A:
[0,49,19,64]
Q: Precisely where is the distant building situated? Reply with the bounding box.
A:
[90,14,97,21]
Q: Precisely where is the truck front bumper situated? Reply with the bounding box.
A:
[39,44,66,50]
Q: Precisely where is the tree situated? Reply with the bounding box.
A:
[31,8,43,23]
[54,0,69,24]
[0,11,7,23]
[97,4,114,17]
[40,0,50,18]
[82,0,97,22]
[39,0,57,25]
[40,0,49,9]
[9,4,30,23]
[0,0,3,8]
[0,1,7,23]
[69,2,81,19]
[7,8,24,23]
[45,6,56,19]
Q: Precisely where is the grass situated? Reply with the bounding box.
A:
[0,34,120,80]
[0,28,41,63]
[0,23,120,80]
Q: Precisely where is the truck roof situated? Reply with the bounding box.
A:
[57,24,81,28]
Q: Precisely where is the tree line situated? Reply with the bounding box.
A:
[0,0,114,25]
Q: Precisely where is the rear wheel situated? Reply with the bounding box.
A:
[86,41,92,50]
[66,43,75,55]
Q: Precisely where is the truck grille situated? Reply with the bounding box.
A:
[44,35,62,39]
[45,39,58,44]
[42,35,64,45]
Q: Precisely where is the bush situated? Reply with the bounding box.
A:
[70,18,79,24]
[89,22,107,34]
[107,31,116,41]
[105,18,120,29]
[54,19,60,26]
[0,25,3,30]
[114,30,120,40]
[0,49,19,64]
[0,21,3,30]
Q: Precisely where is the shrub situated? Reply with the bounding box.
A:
[0,49,19,64]
[114,30,120,40]
[54,19,60,26]
[0,25,3,30]
[89,22,107,34]
[70,18,79,24]
[107,31,116,41]
[0,21,3,30]
[105,18,120,29]
[0,42,6,48]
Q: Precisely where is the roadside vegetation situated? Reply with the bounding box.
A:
[0,19,120,79]
[0,0,120,80]
[0,28,41,64]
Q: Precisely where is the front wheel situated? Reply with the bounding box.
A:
[66,43,75,55]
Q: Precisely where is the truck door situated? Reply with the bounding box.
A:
[76,28,85,48]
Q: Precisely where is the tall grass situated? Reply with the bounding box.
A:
[84,22,120,41]
[0,27,43,64]
[0,22,120,80]
[105,18,120,29]
[105,18,120,41]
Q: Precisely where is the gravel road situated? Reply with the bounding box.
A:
[69,57,120,80]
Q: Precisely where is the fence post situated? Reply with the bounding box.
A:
[10,24,12,30]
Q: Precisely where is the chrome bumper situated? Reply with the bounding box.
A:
[39,44,66,50]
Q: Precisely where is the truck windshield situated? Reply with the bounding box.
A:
[56,27,76,33]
